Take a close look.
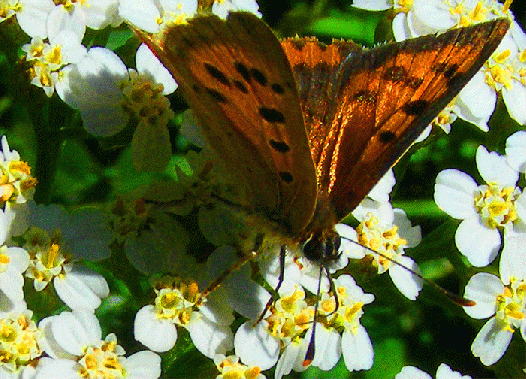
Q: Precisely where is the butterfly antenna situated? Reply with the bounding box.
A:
[344,237,475,307]
[303,264,338,366]
[197,234,263,306]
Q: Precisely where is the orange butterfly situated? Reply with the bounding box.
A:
[138,11,508,269]
[136,10,509,371]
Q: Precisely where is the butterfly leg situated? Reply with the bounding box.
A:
[197,233,263,306]
[253,244,287,325]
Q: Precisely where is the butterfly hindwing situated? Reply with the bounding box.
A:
[302,19,509,220]
[281,38,362,166]
[138,13,318,234]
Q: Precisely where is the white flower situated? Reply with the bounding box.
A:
[315,275,375,373]
[2,0,54,39]
[234,277,374,378]
[434,145,525,267]
[56,45,176,171]
[350,200,423,300]
[22,30,87,97]
[134,276,234,358]
[463,272,526,365]
[20,202,110,311]
[396,363,473,379]
[214,354,266,379]
[234,284,314,378]
[55,47,129,136]
[119,0,197,33]
[45,0,121,41]
[37,310,161,379]
[0,310,44,377]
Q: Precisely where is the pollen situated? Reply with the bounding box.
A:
[121,74,174,128]
[356,213,408,273]
[495,277,526,333]
[474,182,519,228]
[153,276,201,325]
[77,334,125,379]
[0,313,42,371]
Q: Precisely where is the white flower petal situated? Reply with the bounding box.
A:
[274,341,306,379]
[56,47,129,137]
[395,366,432,379]
[500,232,526,284]
[434,169,478,219]
[436,363,472,379]
[472,317,512,366]
[506,131,526,172]
[134,305,177,352]
[33,358,78,379]
[341,324,374,371]
[389,256,423,300]
[119,0,161,32]
[503,84,526,125]
[455,217,501,267]
[186,317,233,358]
[53,265,109,311]
[124,351,162,379]
[367,169,395,203]
[50,311,102,356]
[458,72,496,120]
[476,146,518,186]
[310,326,341,370]
[16,0,54,38]
[463,272,502,319]
[234,321,279,371]
[136,44,177,95]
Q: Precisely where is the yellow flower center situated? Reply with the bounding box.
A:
[265,288,314,344]
[153,276,200,325]
[473,182,519,228]
[0,313,42,372]
[121,74,174,128]
[216,356,262,379]
[77,335,125,379]
[495,277,526,333]
[356,214,407,273]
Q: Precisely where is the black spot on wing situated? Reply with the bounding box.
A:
[269,139,290,153]
[234,80,248,93]
[279,172,293,183]
[259,108,285,123]
[205,87,227,103]
[251,68,267,86]
[403,99,428,115]
[271,83,285,94]
[235,62,251,83]
[378,130,396,143]
[204,63,230,87]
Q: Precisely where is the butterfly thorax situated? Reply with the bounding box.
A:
[299,191,341,263]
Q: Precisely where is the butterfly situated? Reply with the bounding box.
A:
[138,11,508,267]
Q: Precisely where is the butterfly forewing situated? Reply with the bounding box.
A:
[138,13,318,234]
[307,19,509,219]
